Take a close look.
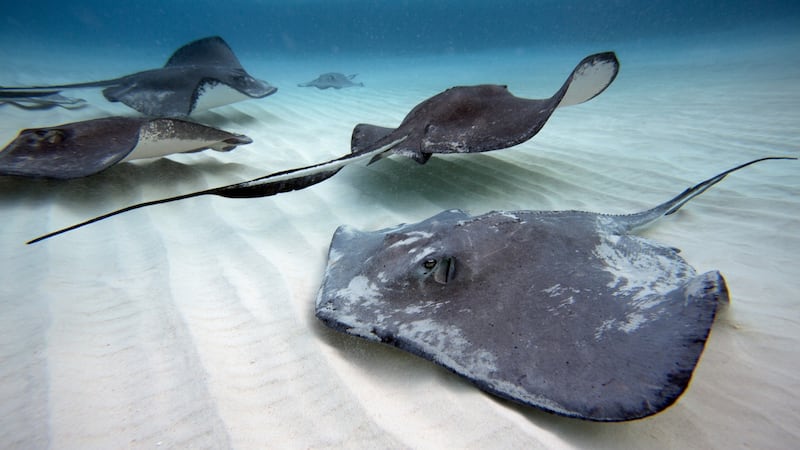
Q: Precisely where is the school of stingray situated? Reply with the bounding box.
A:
[1,36,795,422]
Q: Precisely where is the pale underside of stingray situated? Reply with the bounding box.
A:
[314,157,795,422]
[0,117,252,179]
[26,52,619,244]
[0,36,277,117]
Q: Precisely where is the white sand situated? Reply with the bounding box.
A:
[1,32,799,448]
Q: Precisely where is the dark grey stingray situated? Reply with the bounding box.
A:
[27,52,618,243]
[298,73,364,89]
[0,117,252,179]
[0,36,276,117]
[352,51,619,164]
[314,157,795,422]
[0,90,87,110]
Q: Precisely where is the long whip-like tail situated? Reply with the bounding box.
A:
[617,156,797,232]
[27,137,406,244]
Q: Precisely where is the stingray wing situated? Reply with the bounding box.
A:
[444,269,726,421]
[0,117,143,179]
[556,51,620,107]
[421,52,619,154]
[419,84,556,153]
[102,69,202,117]
[164,36,244,69]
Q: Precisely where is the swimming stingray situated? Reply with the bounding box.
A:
[351,51,619,164]
[0,36,276,117]
[27,52,618,243]
[314,156,794,422]
[298,73,364,89]
[0,90,87,110]
[0,116,252,179]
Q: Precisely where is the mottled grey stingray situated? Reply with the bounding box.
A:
[27,52,617,243]
[0,90,87,110]
[298,73,364,89]
[315,157,795,422]
[0,36,276,117]
[352,51,619,164]
[0,117,251,179]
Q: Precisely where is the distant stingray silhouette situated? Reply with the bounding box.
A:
[0,36,276,116]
[299,73,363,89]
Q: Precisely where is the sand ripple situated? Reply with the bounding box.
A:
[1,40,799,448]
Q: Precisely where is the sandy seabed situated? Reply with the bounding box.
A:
[1,31,799,449]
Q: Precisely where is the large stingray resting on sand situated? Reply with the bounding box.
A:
[27,52,618,244]
[0,36,276,117]
[315,157,795,422]
[0,117,252,179]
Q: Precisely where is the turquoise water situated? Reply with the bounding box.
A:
[1,2,800,448]
[3,1,799,56]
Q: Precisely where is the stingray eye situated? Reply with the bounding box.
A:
[422,258,437,270]
[27,129,63,146]
[43,130,64,145]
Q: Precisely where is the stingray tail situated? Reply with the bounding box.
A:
[26,137,406,245]
[617,156,796,232]
[0,95,88,110]
[1,78,119,93]
[25,189,219,245]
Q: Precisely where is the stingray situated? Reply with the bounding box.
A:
[298,73,364,89]
[0,36,276,117]
[27,52,618,244]
[0,90,87,110]
[351,51,619,164]
[314,157,795,422]
[0,116,252,179]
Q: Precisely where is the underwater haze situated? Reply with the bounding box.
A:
[2,1,800,449]
[2,0,799,56]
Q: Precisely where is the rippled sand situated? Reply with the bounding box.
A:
[1,35,799,448]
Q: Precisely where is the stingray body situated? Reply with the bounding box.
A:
[298,73,364,89]
[0,36,276,117]
[26,52,617,242]
[0,90,87,110]
[315,157,794,421]
[0,117,252,179]
[352,51,619,163]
